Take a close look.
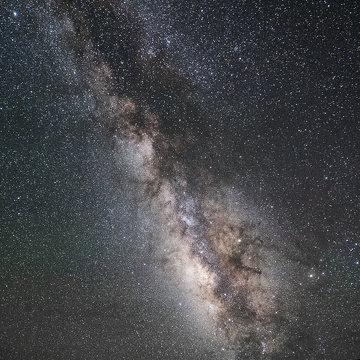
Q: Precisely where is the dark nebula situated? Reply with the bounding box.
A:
[1,0,359,359]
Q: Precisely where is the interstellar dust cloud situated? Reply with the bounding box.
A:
[51,0,304,356]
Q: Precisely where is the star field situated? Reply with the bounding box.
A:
[1,1,359,359]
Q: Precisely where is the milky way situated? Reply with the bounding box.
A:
[49,0,311,356]
[1,0,359,359]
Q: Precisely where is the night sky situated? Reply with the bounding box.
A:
[1,0,359,359]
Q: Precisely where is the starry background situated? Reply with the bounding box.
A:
[1,0,359,359]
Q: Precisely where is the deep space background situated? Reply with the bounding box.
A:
[1,0,359,359]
